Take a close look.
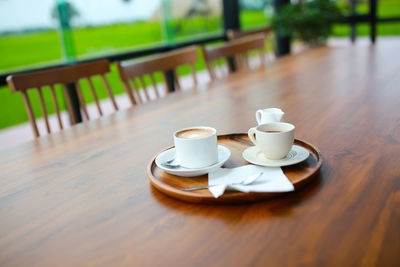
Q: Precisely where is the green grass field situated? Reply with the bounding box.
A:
[0,17,220,130]
[1,2,400,130]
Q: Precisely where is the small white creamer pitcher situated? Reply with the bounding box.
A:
[256,108,284,125]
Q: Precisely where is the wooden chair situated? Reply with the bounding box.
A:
[6,60,118,138]
[226,26,272,40]
[227,26,275,63]
[116,46,198,105]
[201,34,266,82]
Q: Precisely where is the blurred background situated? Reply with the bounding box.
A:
[0,0,399,132]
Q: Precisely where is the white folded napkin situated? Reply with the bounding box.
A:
[208,165,294,198]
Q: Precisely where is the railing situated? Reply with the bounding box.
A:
[339,0,400,43]
[1,0,399,88]
[0,34,225,87]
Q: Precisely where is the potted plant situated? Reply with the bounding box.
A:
[272,0,343,46]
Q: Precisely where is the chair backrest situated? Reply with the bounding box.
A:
[201,34,266,82]
[116,46,198,104]
[228,27,274,63]
[6,59,117,138]
[227,26,272,40]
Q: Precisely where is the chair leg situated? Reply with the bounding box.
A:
[22,91,39,138]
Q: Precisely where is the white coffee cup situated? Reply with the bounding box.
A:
[248,122,295,160]
[173,126,218,168]
[256,108,284,125]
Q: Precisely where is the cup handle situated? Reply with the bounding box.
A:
[255,110,262,125]
[248,127,257,146]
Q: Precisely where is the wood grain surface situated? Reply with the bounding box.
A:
[148,135,322,204]
[1,40,400,266]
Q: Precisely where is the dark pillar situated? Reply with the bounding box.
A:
[274,0,291,56]
[222,0,240,31]
[222,0,240,71]
[369,0,377,44]
[164,70,176,92]
[66,83,82,124]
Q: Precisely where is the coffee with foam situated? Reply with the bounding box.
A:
[176,128,215,139]
[173,126,218,168]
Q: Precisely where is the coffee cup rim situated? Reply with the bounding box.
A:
[258,108,284,113]
[256,122,295,133]
[174,126,217,140]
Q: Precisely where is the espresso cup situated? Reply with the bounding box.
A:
[173,126,218,168]
[248,122,295,160]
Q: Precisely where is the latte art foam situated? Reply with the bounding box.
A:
[176,128,215,139]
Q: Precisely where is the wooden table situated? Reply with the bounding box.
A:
[1,40,400,266]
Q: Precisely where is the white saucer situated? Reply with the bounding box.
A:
[155,145,231,177]
[242,145,310,167]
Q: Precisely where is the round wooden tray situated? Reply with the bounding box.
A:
[147,133,322,204]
